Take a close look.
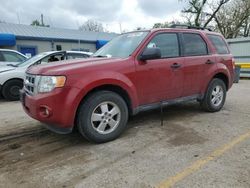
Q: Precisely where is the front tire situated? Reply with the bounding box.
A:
[77,91,128,143]
[2,80,23,101]
[201,78,226,112]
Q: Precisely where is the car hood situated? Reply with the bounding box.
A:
[0,66,16,73]
[0,62,19,66]
[27,57,125,75]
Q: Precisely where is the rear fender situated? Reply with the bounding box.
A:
[201,65,230,93]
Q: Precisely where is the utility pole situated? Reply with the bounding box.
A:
[119,22,122,34]
[41,14,44,26]
[16,12,20,24]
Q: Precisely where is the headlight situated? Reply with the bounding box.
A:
[37,76,66,93]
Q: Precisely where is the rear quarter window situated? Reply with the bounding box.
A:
[207,34,229,54]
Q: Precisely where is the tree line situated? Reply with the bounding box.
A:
[153,0,250,38]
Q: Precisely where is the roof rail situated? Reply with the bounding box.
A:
[170,24,212,31]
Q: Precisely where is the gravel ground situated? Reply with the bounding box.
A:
[0,80,249,188]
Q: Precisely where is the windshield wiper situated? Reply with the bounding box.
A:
[93,55,108,58]
[7,64,18,67]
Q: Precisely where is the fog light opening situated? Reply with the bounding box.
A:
[39,106,52,117]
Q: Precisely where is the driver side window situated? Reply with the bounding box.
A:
[147,33,180,58]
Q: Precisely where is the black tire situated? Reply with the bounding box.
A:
[2,79,23,101]
[77,91,128,143]
[201,78,226,112]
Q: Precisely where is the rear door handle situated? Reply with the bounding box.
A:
[171,63,181,69]
[205,60,215,64]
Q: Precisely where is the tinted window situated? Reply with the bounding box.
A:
[207,34,229,54]
[2,51,25,62]
[0,52,4,61]
[183,33,208,56]
[67,53,89,59]
[147,33,179,58]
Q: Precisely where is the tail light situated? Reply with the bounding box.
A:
[232,57,235,70]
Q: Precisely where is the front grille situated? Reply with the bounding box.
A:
[24,74,36,95]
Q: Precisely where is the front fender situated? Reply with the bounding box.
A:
[0,69,25,85]
[69,71,139,118]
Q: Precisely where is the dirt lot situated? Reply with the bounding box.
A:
[0,80,249,188]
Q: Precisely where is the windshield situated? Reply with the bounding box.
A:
[16,52,52,67]
[93,31,149,58]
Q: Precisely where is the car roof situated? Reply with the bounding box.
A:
[65,51,93,55]
[39,50,93,55]
[152,28,220,35]
[0,49,20,52]
[123,28,220,36]
[0,49,27,57]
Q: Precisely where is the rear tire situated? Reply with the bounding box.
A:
[77,91,128,143]
[2,80,23,101]
[201,78,226,112]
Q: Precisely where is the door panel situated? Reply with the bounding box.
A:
[135,58,184,105]
[134,32,183,105]
[181,33,215,97]
[182,56,216,96]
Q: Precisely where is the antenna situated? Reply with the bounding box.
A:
[16,12,20,24]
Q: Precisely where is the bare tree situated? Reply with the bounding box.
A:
[152,21,181,28]
[182,0,230,27]
[214,0,250,38]
[153,22,170,28]
[79,20,104,32]
[243,17,250,37]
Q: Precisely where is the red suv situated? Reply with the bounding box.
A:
[20,27,234,143]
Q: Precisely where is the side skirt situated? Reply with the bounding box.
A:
[132,94,203,115]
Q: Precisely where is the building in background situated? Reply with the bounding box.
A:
[227,37,250,78]
[0,23,117,57]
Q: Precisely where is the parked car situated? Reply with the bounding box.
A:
[0,50,92,100]
[20,27,234,143]
[0,49,27,66]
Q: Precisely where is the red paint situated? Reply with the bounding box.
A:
[22,29,234,130]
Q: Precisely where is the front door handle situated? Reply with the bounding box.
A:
[171,63,181,69]
[205,59,215,64]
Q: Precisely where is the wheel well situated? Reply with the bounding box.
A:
[3,78,23,87]
[74,84,133,127]
[213,73,228,90]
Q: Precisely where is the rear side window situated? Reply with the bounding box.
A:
[147,33,179,58]
[207,34,229,54]
[183,33,208,56]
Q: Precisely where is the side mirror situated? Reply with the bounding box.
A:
[139,47,161,61]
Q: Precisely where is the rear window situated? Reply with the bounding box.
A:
[2,51,26,62]
[183,33,208,56]
[207,34,229,54]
